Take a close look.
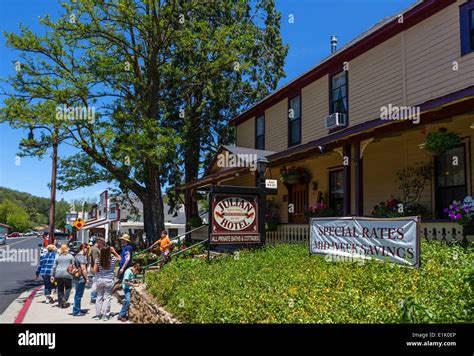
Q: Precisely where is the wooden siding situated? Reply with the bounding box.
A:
[301,75,329,143]
[405,0,474,105]
[236,116,255,148]
[349,34,404,126]
[264,99,288,151]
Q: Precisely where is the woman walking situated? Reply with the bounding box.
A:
[35,244,57,304]
[52,244,74,308]
[72,243,90,316]
[93,246,121,320]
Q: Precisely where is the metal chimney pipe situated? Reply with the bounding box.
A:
[331,35,338,53]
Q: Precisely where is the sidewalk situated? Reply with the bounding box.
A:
[0,282,127,324]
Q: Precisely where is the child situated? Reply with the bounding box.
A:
[118,262,141,322]
[150,230,173,266]
[158,230,172,266]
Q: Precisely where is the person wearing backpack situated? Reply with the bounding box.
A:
[72,243,90,316]
[51,244,74,309]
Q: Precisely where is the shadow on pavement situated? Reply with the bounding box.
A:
[0,279,42,296]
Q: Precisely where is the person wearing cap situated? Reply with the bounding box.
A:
[117,234,133,281]
[89,237,105,304]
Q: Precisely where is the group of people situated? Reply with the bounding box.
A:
[35,233,141,322]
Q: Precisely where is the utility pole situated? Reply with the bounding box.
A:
[48,124,59,245]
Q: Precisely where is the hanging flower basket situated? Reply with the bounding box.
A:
[420,131,461,156]
[279,166,311,185]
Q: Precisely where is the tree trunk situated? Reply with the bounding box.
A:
[142,161,165,243]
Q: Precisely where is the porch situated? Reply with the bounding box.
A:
[190,221,468,244]
[265,221,467,245]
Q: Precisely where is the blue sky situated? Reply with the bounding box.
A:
[0,0,416,201]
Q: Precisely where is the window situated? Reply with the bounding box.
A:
[330,71,348,115]
[436,146,468,218]
[460,2,474,55]
[288,95,301,146]
[471,9,474,51]
[329,169,344,216]
[255,115,265,150]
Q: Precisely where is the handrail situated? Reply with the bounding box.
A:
[132,224,208,257]
[138,238,209,278]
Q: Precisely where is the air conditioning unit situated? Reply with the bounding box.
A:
[325,113,347,129]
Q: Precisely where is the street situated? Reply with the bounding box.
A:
[0,237,43,314]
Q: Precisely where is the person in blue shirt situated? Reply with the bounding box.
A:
[117,234,134,281]
[118,262,141,322]
[35,244,57,304]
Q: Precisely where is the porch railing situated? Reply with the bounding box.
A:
[266,221,467,245]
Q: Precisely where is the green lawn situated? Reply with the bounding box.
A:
[145,241,473,323]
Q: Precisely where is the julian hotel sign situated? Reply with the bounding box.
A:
[310,216,420,267]
[211,195,260,244]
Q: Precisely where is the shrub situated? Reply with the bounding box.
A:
[145,241,473,323]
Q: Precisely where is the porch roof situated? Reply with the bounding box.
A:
[178,166,250,190]
[204,145,276,176]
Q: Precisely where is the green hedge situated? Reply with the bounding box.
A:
[145,241,473,323]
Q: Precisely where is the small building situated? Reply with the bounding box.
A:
[79,190,185,243]
[0,223,12,235]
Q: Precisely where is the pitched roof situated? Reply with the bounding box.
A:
[229,0,454,126]
[223,145,276,160]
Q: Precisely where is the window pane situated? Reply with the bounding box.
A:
[256,135,264,150]
[333,98,347,114]
[330,170,344,197]
[437,146,465,187]
[329,170,344,216]
[471,10,474,50]
[332,72,346,88]
[290,96,301,120]
[331,72,347,114]
[290,119,300,145]
[256,116,264,135]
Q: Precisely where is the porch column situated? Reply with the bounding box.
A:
[343,144,351,216]
[354,141,363,216]
[184,188,193,244]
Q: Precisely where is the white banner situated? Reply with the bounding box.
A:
[310,216,420,267]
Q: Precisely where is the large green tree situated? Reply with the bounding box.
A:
[0,199,32,232]
[1,0,287,241]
